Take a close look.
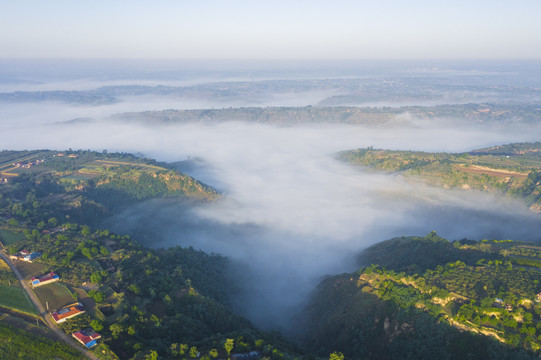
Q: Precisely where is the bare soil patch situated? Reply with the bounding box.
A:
[456,164,528,179]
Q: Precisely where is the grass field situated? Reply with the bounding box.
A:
[33,282,75,311]
[0,229,25,246]
[92,343,120,360]
[0,258,10,271]
[0,258,18,286]
[0,313,55,341]
[0,322,81,360]
[15,261,46,280]
[0,284,37,315]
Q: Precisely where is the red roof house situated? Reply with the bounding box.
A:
[31,271,59,287]
[51,302,85,323]
[72,329,101,348]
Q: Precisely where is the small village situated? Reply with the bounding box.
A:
[6,248,103,349]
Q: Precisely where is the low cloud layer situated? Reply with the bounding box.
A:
[95,120,541,331]
[3,106,540,331]
[2,63,541,332]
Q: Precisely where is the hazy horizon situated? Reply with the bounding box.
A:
[3,1,541,59]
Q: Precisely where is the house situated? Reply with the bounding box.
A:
[31,271,59,287]
[10,250,29,261]
[72,329,101,348]
[23,252,41,262]
[51,302,85,323]
[68,154,78,158]
[536,293,541,302]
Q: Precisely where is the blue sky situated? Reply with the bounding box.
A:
[1,0,540,59]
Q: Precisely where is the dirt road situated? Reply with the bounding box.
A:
[0,251,99,360]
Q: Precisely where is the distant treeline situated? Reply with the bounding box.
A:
[112,103,541,126]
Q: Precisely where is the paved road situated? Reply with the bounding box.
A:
[0,251,99,360]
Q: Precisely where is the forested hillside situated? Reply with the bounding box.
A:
[340,142,541,212]
[0,150,303,359]
[112,103,541,126]
[302,233,541,359]
[0,150,218,223]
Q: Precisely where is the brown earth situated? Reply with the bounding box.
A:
[456,164,528,179]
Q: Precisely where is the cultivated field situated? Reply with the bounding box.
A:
[32,282,75,311]
[15,261,47,281]
[0,258,10,271]
[0,151,50,178]
[0,258,18,286]
[0,229,25,246]
[0,284,37,315]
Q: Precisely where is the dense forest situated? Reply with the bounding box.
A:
[302,233,541,359]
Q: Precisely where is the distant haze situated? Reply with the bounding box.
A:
[1,60,541,332]
[2,1,541,59]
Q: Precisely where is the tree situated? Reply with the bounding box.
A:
[81,247,93,260]
[110,323,123,338]
[11,202,22,215]
[100,246,109,256]
[90,319,103,332]
[81,225,91,237]
[90,272,103,284]
[128,284,141,295]
[145,351,158,360]
[127,325,136,336]
[209,349,218,358]
[224,339,234,359]
[89,290,105,303]
[329,352,344,360]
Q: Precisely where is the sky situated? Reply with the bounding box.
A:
[2,0,541,60]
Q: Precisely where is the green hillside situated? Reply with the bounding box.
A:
[0,149,306,360]
[340,142,541,212]
[302,233,541,359]
[0,150,218,224]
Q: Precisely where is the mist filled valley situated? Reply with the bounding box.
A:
[2,60,541,359]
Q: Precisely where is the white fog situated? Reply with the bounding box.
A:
[1,62,541,331]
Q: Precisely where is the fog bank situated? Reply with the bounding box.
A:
[2,61,541,332]
[3,113,539,331]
